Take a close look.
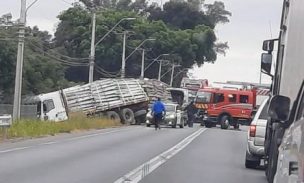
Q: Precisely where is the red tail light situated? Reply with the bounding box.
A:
[249,125,256,137]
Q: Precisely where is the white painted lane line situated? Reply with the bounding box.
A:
[0,127,141,154]
[0,146,31,153]
[114,128,207,183]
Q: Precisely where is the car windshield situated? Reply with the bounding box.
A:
[165,105,176,112]
[196,91,212,103]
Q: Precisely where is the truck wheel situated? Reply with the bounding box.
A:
[107,111,121,123]
[205,121,212,128]
[120,108,135,125]
[146,124,151,127]
[135,115,146,125]
[220,115,230,129]
[234,123,240,129]
[245,159,260,169]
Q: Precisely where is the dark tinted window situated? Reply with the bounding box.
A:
[214,93,224,103]
[43,100,55,113]
[240,95,249,103]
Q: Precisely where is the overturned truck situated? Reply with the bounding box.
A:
[34,79,149,124]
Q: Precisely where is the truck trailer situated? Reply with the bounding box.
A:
[260,0,304,182]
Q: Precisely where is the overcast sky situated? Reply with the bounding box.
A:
[1,0,283,84]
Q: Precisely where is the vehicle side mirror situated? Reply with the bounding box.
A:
[261,53,272,75]
[268,95,291,122]
[263,39,275,52]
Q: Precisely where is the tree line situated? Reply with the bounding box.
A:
[0,0,231,103]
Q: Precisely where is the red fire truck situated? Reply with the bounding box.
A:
[195,88,257,129]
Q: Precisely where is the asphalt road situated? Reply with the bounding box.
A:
[0,125,267,183]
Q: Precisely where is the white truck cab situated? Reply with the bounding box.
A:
[37,91,68,122]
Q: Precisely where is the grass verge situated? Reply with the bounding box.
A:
[0,113,121,141]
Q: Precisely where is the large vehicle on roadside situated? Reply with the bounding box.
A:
[260,0,304,182]
[32,79,149,124]
[195,87,257,129]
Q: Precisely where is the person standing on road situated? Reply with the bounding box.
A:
[152,98,166,130]
[185,101,196,128]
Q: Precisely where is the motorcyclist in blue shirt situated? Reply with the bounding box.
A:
[152,98,166,130]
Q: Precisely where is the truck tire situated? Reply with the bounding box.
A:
[107,111,121,123]
[120,108,135,125]
[205,121,213,128]
[234,123,240,129]
[135,115,146,125]
[134,110,147,125]
[220,115,230,129]
[266,129,280,183]
[245,159,260,169]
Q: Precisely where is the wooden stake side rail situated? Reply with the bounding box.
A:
[63,79,149,114]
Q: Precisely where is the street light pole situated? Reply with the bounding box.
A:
[158,60,162,81]
[140,49,145,79]
[89,11,96,83]
[89,17,135,82]
[121,31,127,78]
[12,0,26,120]
[124,38,155,62]
[170,64,175,86]
[170,64,181,86]
[144,54,169,72]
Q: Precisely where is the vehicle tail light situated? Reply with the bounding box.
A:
[249,125,256,137]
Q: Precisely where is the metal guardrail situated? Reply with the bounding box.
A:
[0,115,12,127]
[0,114,12,141]
[0,104,36,119]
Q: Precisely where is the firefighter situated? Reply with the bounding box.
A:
[185,101,196,128]
[152,98,166,130]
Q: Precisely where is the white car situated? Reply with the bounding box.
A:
[245,98,269,168]
[146,103,186,128]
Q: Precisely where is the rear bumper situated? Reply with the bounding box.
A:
[247,140,265,156]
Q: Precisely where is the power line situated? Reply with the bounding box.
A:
[27,38,90,61]
[27,41,89,66]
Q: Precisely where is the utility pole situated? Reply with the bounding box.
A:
[170,63,175,87]
[140,49,145,79]
[170,63,180,86]
[121,31,127,78]
[89,11,96,83]
[13,0,26,120]
[158,60,162,81]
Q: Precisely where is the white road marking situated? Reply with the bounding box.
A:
[114,128,207,183]
[0,127,141,154]
[0,146,31,153]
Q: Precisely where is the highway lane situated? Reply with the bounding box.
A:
[0,125,267,183]
[0,126,198,183]
[140,126,267,183]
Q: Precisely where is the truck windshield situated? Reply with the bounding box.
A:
[196,92,212,103]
